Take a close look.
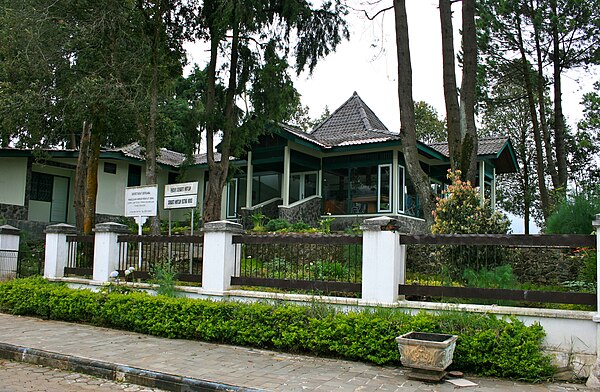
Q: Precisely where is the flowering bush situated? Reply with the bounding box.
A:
[432,170,510,234]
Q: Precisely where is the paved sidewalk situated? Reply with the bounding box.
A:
[0,313,592,391]
[0,359,166,392]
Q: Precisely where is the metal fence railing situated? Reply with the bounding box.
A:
[400,234,596,309]
[231,233,362,295]
[117,235,203,283]
[65,235,94,277]
[0,242,44,280]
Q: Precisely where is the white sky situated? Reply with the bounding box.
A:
[184,1,597,233]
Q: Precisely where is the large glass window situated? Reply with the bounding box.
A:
[290,172,318,203]
[323,164,393,215]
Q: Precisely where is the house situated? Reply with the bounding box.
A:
[0,92,517,234]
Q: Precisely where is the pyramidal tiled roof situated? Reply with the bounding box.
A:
[308,92,399,147]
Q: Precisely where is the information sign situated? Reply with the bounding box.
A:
[125,185,158,217]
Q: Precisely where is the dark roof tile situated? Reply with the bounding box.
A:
[309,92,399,147]
[428,136,510,158]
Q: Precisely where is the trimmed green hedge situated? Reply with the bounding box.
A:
[0,278,554,381]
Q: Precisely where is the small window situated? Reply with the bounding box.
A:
[104,162,117,174]
[127,165,142,187]
[30,172,53,202]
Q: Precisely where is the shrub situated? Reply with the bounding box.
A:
[432,170,510,235]
[265,218,291,232]
[151,261,178,297]
[0,278,555,381]
[546,193,600,234]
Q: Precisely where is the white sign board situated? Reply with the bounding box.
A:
[164,194,198,209]
[164,181,198,210]
[125,185,158,217]
[165,181,198,197]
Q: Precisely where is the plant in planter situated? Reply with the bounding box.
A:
[396,331,458,381]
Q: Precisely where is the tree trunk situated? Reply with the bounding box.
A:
[459,0,478,183]
[145,1,164,235]
[439,0,462,171]
[516,14,551,221]
[74,121,91,233]
[550,0,568,190]
[518,119,530,235]
[529,0,559,189]
[83,131,101,235]
[394,0,435,224]
[203,9,239,223]
[203,27,220,222]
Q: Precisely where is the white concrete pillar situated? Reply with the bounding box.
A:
[202,220,243,293]
[246,151,253,208]
[587,214,600,388]
[0,225,20,279]
[44,223,76,278]
[282,146,290,206]
[92,222,130,282]
[360,216,405,304]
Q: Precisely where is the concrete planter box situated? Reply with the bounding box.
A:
[396,331,458,381]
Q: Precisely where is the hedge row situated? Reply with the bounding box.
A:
[0,278,554,381]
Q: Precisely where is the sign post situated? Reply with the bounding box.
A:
[125,185,158,270]
[164,182,198,274]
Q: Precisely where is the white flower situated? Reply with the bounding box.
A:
[109,270,119,279]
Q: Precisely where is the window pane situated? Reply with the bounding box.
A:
[323,170,348,214]
[127,165,142,187]
[227,180,237,218]
[290,174,301,203]
[350,166,377,214]
[378,165,391,212]
[30,172,53,202]
[398,166,405,212]
[304,173,317,198]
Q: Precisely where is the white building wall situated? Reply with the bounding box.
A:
[0,157,27,206]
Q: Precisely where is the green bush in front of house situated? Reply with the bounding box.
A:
[0,278,554,381]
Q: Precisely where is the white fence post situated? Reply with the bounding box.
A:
[202,220,243,293]
[588,214,600,388]
[93,222,130,282]
[0,225,21,279]
[360,216,404,304]
[44,223,76,278]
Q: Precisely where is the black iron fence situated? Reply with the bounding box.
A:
[400,234,597,308]
[0,241,44,280]
[117,235,203,283]
[231,233,362,295]
[65,235,94,277]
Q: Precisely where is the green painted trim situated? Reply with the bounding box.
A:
[251,157,284,165]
